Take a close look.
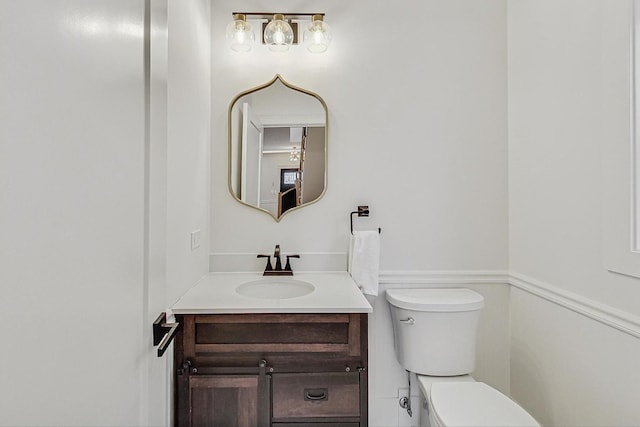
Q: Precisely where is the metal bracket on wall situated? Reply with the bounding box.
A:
[153,312,179,358]
[350,205,381,235]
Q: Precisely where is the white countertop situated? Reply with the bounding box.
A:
[170,272,373,314]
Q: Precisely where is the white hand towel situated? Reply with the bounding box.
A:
[348,230,380,296]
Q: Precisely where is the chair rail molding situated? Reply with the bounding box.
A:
[379,270,509,286]
[509,272,640,339]
[378,270,640,339]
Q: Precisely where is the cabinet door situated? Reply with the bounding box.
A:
[189,375,266,427]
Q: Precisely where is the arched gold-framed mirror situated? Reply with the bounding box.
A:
[228,75,328,221]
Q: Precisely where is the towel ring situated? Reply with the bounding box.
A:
[350,205,381,235]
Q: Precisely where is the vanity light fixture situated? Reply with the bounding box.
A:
[225,13,255,52]
[228,12,331,53]
[264,14,294,52]
[303,15,332,53]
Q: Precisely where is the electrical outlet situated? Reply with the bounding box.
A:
[190,229,201,251]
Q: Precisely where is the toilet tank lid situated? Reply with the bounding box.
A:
[385,288,484,312]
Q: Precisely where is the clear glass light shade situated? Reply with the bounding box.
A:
[226,14,254,52]
[264,14,294,52]
[303,15,331,53]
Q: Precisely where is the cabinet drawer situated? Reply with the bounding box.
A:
[272,424,359,427]
[272,372,360,420]
[193,314,361,356]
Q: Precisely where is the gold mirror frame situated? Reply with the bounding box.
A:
[227,75,328,222]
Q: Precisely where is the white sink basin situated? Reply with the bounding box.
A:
[236,278,315,299]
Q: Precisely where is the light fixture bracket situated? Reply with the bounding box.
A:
[232,12,325,21]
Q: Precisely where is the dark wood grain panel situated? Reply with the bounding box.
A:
[272,424,359,427]
[196,322,349,345]
[272,372,360,419]
[183,315,196,360]
[195,343,350,354]
[348,313,360,356]
[195,313,350,323]
[189,375,258,427]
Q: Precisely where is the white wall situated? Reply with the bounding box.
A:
[210,0,508,271]
[166,0,211,306]
[211,1,509,425]
[0,1,210,425]
[12,1,639,425]
[148,0,212,424]
[0,1,148,424]
[508,1,640,425]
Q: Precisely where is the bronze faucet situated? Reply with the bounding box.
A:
[257,244,299,276]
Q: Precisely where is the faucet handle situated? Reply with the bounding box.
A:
[257,254,273,272]
[284,254,300,272]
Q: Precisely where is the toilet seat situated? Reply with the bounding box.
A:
[428,382,539,427]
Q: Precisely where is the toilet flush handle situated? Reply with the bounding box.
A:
[399,317,415,325]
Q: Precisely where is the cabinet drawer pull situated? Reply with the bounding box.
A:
[304,388,328,401]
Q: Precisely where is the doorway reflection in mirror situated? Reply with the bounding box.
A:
[228,75,327,221]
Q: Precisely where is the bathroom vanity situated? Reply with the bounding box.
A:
[170,273,372,427]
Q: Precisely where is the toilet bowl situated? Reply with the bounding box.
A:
[386,288,539,427]
[417,376,539,427]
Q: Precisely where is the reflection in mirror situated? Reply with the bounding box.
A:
[228,75,327,221]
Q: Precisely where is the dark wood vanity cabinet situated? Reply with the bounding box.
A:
[174,313,368,427]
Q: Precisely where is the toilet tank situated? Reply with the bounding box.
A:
[385,288,484,376]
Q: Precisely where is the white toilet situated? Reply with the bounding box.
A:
[386,288,539,427]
